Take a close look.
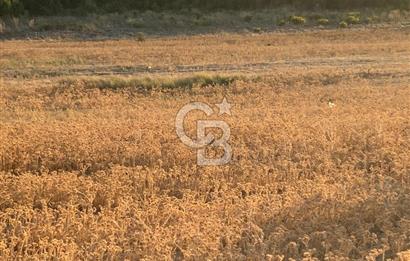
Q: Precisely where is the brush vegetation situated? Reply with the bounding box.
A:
[58,75,248,92]
[1,0,410,16]
[290,15,306,25]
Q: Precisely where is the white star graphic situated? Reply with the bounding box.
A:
[216,97,232,116]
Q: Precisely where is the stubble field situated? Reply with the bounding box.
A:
[1,27,410,260]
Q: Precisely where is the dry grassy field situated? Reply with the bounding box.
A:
[1,26,410,260]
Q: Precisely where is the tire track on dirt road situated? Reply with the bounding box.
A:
[2,55,410,80]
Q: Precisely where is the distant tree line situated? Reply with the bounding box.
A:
[1,0,409,16]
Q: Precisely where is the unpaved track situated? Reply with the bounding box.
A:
[3,55,410,78]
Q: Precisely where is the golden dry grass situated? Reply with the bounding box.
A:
[0,27,410,260]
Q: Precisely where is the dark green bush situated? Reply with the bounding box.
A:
[0,0,24,16]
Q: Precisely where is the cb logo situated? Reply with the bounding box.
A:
[175,98,232,166]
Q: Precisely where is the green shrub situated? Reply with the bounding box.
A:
[339,21,348,28]
[346,15,360,24]
[317,18,329,25]
[290,16,306,25]
[277,19,286,26]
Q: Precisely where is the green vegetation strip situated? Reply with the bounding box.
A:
[59,74,256,91]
